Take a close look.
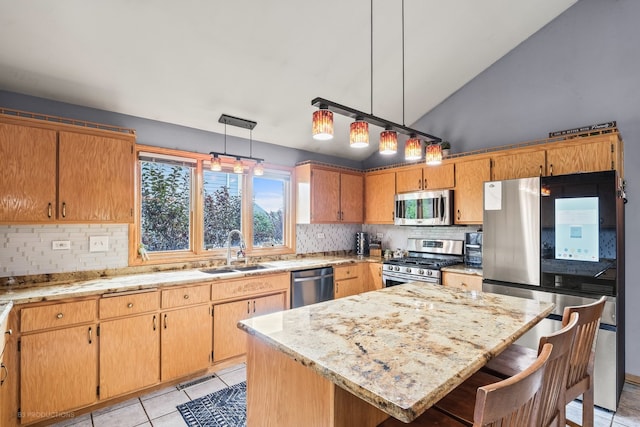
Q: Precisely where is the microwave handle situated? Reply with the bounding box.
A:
[439,194,445,221]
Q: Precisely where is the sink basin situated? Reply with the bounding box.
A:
[200,268,237,275]
[232,265,269,272]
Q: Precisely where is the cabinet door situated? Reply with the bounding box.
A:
[492,151,546,181]
[364,172,395,224]
[423,163,455,189]
[161,305,212,381]
[100,314,160,400]
[311,168,340,222]
[340,172,364,223]
[454,158,491,224]
[335,277,363,299]
[21,324,98,424]
[396,167,423,193]
[0,123,57,222]
[253,293,286,316]
[58,131,134,222]
[442,271,483,292]
[213,299,252,362]
[546,140,613,176]
[366,263,384,292]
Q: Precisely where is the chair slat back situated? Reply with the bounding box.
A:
[562,296,606,390]
[473,343,552,427]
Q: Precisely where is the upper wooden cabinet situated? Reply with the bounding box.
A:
[0,116,136,224]
[296,164,363,224]
[454,158,491,224]
[491,150,546,181]
[364,171,395,224]
[396,163,455,193]
[545,135,621,176]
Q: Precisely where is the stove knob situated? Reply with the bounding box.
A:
[405,267,412,273]
[426,270,432,276]
[418,269,424,275]
[394,266,400,272]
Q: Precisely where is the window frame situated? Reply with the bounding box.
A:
[129,144,295,265]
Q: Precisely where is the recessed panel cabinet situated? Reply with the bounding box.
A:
[396,163,455,193]
[491,150,546,181]
[0,118,135,224]
[296,164,363,223]
[364,171,395,224]
[454,158,491,224]
[545,137,618,176]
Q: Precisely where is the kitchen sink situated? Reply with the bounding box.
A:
[200,265,269,275]
[231,265,269,272]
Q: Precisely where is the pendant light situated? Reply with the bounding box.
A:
[405,134,422,161]
[350,117,369,148]
[210,154,222,171]
[312,106,334,140]
[210,114,264,176]
[254,161,264,176]
[425,142,443,165]
[233,158,244,174]
[379,126,398,155]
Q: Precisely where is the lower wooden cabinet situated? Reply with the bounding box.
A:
[161,304,212,381]
[20,324,98,424]
[366,262,384,292]
[99,314,160,400]
[441,271,483,292]
[213,293,285,362]
[334,264,364,298]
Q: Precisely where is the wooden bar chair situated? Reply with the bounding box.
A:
[378,343,552,427]
[482,296,606,427]
[435,312,579,427]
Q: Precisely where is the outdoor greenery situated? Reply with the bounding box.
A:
[203,186,241,249]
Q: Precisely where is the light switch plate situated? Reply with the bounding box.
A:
[89,236,109,252]
[317,233,325,239]
[376,232,384,239]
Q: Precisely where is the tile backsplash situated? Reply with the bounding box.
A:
[296,224,363,253]
[1,224,129,277]
[362,224,479,251]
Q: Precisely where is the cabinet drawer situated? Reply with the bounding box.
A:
[100,291,159,319]
[211,273,290,302]
[162,284,210,308]
[334,265,360,281]
[442,271,483,292]
[21,299,97,332]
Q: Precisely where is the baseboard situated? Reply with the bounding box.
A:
[625,373,640,385]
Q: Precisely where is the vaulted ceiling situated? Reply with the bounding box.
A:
[0,0,577,160]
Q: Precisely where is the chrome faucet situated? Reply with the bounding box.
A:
[226,229,247,266]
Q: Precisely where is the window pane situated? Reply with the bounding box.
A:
[253,175,286,247]
[203,171,242,249]
[140,161,192,252]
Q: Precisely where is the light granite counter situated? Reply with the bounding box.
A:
[239,282,554,424]
[0,256,379,305]
[0,301,12,326]
[441,263,483,276]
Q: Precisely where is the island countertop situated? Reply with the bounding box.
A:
[239,283,554,423]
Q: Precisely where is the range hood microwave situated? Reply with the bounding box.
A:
[394,190,453,226]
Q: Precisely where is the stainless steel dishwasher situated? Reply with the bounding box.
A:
[291,267,334,308]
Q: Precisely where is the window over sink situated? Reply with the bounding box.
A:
[132,145,294,265]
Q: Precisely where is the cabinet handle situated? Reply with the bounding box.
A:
[253,300,256,313]
[457,209,461,221]
[183,294,189,300]
[247,301,250,314]
[418,179,422,189]
[153,315,157,331]
[47,202,52,218]
[56,313,64,319]
[550,164,553,176]
[341,211,344,221]
[5,329,11,335]
[164,314,168,329]
[127,303,134,308]
[62,202,66,218]
[336,282,339,293]
[539,165,543,177]
[88,327,92,344]
[423,178,427,189]
[0,363,7,386]
[337,211,341,220]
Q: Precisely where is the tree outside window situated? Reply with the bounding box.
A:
[203,171,242,249]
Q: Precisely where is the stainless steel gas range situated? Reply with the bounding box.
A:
[382,238,464,287]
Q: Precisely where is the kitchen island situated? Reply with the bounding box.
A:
[239,282,554,426]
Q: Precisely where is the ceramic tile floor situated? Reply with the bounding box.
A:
[49,367,640,427]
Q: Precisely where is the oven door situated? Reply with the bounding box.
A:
[382,270,439,287]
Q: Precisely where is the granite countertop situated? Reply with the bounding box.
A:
[0,301,12,326]
[0,256,381,305]
[239,283,554,422]
[441,264,483,276]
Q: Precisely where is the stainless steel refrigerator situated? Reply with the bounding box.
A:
[482,177,540,286]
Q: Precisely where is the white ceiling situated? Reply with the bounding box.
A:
[0,0,577,161]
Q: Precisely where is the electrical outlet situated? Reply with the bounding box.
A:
[52,240,71,250]
[376,232,384,239]
[89,236,109,252]
[317,232,325,239]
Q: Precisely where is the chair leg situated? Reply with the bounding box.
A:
[582,387,595,427]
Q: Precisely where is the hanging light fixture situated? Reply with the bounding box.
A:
[312,106,334,140]
[210,114,264,176]
[254,161,264,176]
[404,134,422,160]
[379,126,398,155]
[350,117,369,148]
[425,142,443,165]
[210,154,222,171]
[233,158,244,174]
